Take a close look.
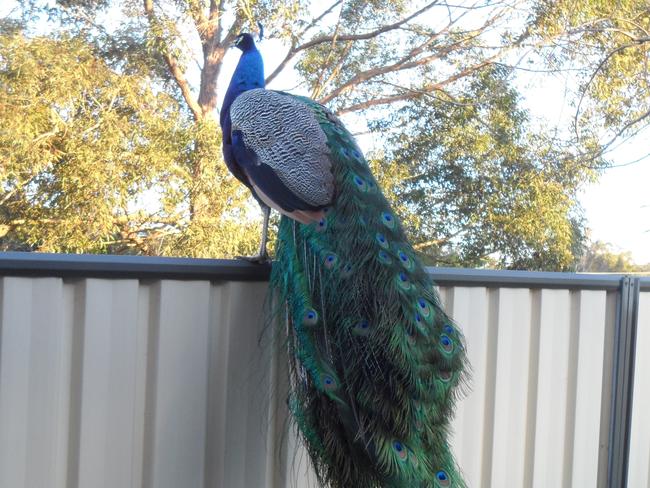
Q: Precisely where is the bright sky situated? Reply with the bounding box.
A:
[3,2,649,264]
[519,70,650,264]
[580,135,650,263]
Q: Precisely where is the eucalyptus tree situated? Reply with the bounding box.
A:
[2,0,648,268]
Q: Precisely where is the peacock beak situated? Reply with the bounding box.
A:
[230,34,243,49]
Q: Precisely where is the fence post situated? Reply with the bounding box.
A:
[608,276,641,488]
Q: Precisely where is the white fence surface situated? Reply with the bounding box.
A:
[629,290,650,487]
[0,264,647,488]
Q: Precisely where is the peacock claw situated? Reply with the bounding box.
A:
[236,205,271,264]
[236,253,270,264]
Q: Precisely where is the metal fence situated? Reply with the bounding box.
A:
[0,252,648,488]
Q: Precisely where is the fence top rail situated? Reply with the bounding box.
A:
[427,266,646,290]
[0,251,269,282]
[1,251,647,289]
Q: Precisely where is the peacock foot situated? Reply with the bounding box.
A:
[236,252,270,264]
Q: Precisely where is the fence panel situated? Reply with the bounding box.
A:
[627,289,650,487]
[437,286,616,488]
[0,262,632,488]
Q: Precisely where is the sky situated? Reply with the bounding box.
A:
[580,139,650,263]
[519,70,650,264]
[2,1,649,264]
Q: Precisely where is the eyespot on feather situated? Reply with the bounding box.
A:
[315,217,328,232]
[351,173,367,192]
[377,250,392,265]
[435,470,451,487]
[417,297,431,316]
[408,448,419,467]
[440,334,454,354]
[376,232,389,249]
[405,325,417,345]
[320,373,338,391]
[351,319,371,336]
[381,211,396,229]
[396,248,414,271]
[323,253,338,269]
[392,441,408,462]
[340,262,353,278]
[395,271,412,291]
[438,370,453,382]
[302,308,318,326]
[416,297,434,324]
[414,311,429,334]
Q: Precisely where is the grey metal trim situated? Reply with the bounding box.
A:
[426,266,624,290]
[608,277,641,488]
[639,277,650,291]
[0,252,271,281]
[0,252,633,288]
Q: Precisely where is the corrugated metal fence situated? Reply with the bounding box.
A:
[0,253,648,488]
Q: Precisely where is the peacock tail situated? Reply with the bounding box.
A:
[268,94,468,488]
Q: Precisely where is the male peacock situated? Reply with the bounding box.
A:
[220,32,467,488]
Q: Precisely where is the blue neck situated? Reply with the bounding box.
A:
[220,48,265,137]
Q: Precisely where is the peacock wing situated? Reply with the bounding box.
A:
[229,89,334,215]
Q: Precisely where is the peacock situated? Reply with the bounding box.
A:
[220,32,467,488]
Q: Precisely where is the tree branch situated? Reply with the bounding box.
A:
[265,0,441,85]
[576,107,650,169]
[186,0,209,41]
[197,0,228,114]
[316,4,509,106]
[300,0,343,37]
[213,0,226,41]
[143,0,203,121]
[311,8,346,99]
[412,228,465,250]
[413,238,448,250]
[319,27,497,106]
[337,93,414,114]
[299,0,442,51]
[574,36,650,139]
[312,40,353,99]
[224,12,245,45]
[336,52,502,115]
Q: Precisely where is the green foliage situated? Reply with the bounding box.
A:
[579,240,650,273]
[370,66,590,270]
[531,0,650,155]
[0,32,257,255]
[2,0,649,269]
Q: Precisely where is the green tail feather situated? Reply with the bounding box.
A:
[269,95,468,488]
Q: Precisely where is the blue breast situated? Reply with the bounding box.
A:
[220,47,264,189]
[220,49,265,142]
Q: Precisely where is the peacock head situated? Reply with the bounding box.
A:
[233,33,257,52]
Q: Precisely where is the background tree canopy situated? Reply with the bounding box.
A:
[579,240,650,273]
[1,0,648,270]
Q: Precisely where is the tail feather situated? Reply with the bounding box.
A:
[269,95,468,487]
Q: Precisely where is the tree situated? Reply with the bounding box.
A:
[529,0,650,165]
[0,28,258,255]
[578,240,645,273]
[370,65,588,270]
[2,0,649,266]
